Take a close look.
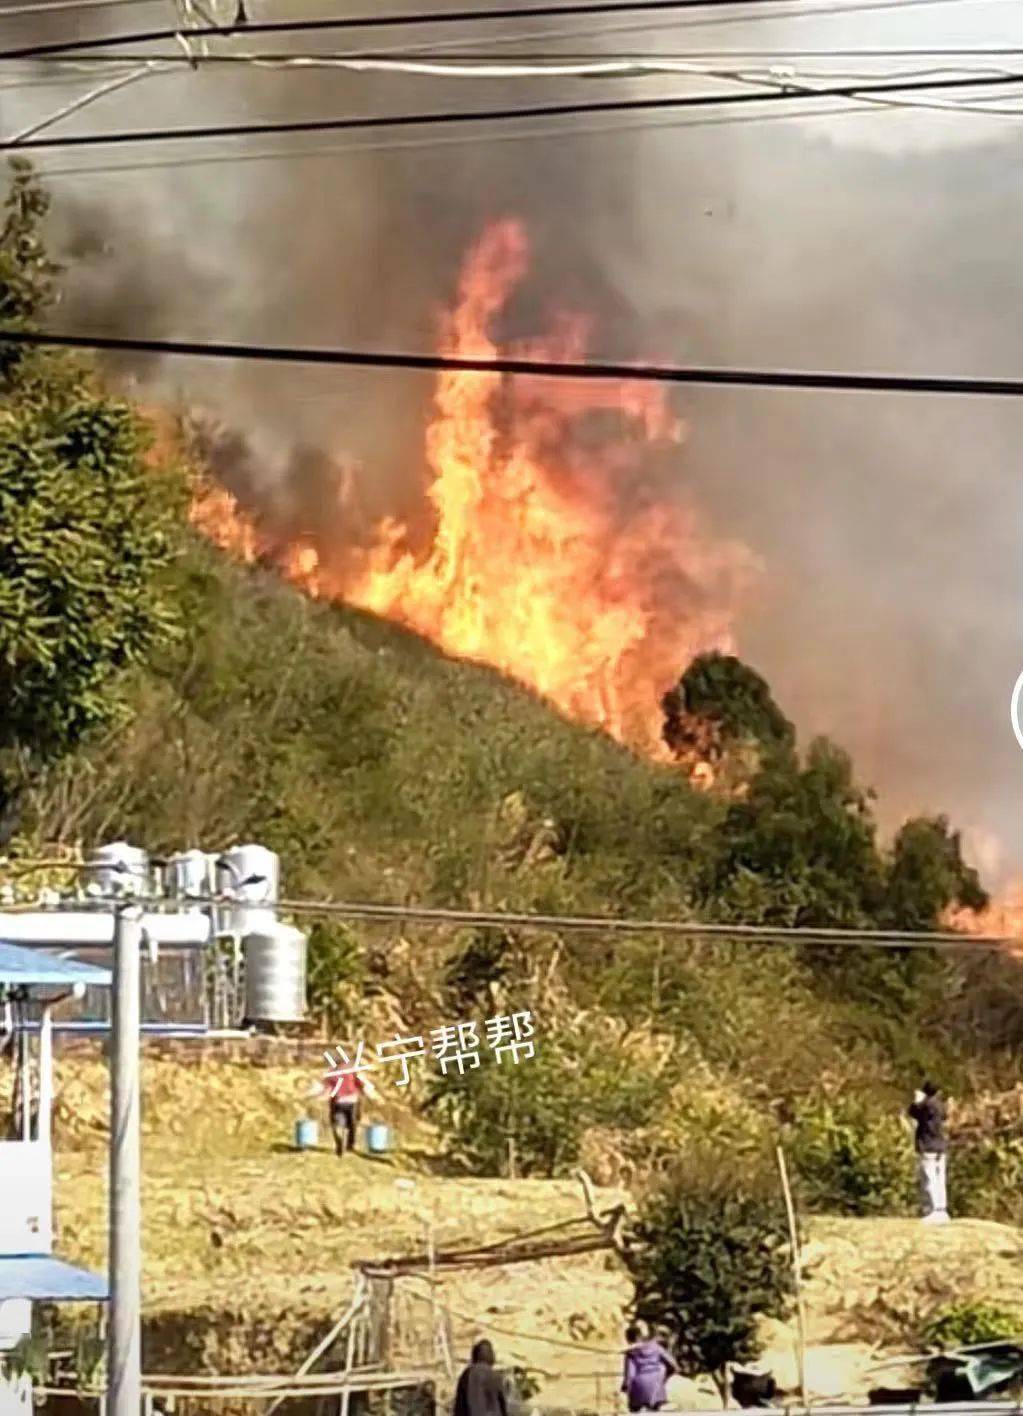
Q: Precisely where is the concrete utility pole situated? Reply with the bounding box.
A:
[108,904,143,1416]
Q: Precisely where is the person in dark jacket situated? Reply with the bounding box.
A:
[621,1323,677,1413]
[453,1341,508,1416]
[908,1080,949,1223]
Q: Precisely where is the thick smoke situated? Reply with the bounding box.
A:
[5,0,1023,881]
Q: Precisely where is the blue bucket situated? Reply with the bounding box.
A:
[295,1118,318,1151]
[365,1123,391,1155]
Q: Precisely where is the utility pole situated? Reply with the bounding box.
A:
[108,904,143,1416]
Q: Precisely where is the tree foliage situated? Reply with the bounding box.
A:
[427,1044,587,1178]
[701,736,884,927]
[0,161,182,770]
[665,653,795,756]
[882,815,987,929]
[625,1155,793,1401]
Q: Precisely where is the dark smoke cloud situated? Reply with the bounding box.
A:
[6,0,1023,881]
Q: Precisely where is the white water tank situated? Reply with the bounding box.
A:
[215,844,279,937]
[243,923,307,1023]
[163,850,214,903]
[85,841,152,898]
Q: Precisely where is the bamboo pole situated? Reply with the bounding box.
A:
[263,1278,367,1416]
[776,1145,808,1409]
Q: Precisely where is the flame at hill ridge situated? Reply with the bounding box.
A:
[191,219,757,757]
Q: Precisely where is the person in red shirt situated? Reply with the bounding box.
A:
[312,1053,379,1158]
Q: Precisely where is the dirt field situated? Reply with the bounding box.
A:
[46,1051,1023,1410]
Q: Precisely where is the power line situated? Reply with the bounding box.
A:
[0,0,1002,64]
[3,0,1011,75]
[16,101,908,178]
[7,46,1023,70]
[77,892,1019,950]
[3,50,1018,83]
[4,67,1023,151]
[3,326,1023,398]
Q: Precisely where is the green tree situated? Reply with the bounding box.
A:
[625,1155,793,1404]
[427,1044,586,1178]
[664,653,795,756]
[882,815,988,930]
[0,158,59,346]
[700,737,884,927]
[0,162,182,778]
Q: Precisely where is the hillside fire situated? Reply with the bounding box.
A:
[191,219,756,759]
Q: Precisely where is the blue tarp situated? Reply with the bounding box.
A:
[0,1255,108,1302]
[0,943,112,989]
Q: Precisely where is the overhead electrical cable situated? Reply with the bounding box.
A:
[17,102,921,179]
[4,67,1023,151]
[5,59,165,143]
[0,0,1006,64]
[73,892,1019,950]
[0,68,1014,152]
[25,82,1023,182]
[3,326,1023,399]
[4,52,1016,81]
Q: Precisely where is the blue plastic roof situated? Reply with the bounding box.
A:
[0,1255,108,1302]
[0,943,112,989]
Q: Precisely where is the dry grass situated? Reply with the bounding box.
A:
[42,1053,1023,1406]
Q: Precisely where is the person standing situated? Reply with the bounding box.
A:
[621,1323,678,1413]
[908,1080,949,1224]
[453,1341,508,1416]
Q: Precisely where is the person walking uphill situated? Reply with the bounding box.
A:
[454,1341,508,1416]
[311,1057,379,1158]
[909,1080,949,1224]
[622,1324,677,1413]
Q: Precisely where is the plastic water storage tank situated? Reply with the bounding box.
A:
[86,841,152,897]
[216,844,280,937]
[243,923,307,1024]
[163,849,214,904]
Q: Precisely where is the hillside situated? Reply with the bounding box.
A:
[3,158,1018,1209]
[15,536,1023,1210]
[41,1050,1023,1405]
[6,129,1023,1415]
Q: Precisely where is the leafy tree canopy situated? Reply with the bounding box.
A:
[625,1154,793,1402]
[0,161,183,771]
[882,815,988,930]
[665,652,796,756]
[700,736,884,928]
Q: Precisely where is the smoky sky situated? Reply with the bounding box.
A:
[5,0,1023,882]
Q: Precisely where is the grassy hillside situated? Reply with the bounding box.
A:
[11,534,1023,1215]
[4,157,1019,1207]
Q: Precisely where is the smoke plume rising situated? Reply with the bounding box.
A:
[5,0,1023,880]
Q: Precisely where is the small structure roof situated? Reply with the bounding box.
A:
[0,942,112,989]
[0,1255,108,1302]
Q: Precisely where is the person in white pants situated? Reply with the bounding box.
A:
[908,1080,949,1224]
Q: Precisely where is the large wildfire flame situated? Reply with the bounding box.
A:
[192,219,756,758]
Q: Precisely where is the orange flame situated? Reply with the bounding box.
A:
[191,219,756,759]
[946,882,1023,943]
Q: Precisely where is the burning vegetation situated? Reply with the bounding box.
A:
[190,219,756,761]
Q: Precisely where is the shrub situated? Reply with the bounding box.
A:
[305,922,365,1034]
[921,1300,1022,1350]
[947,1135,1023,1224]
[427,1042,585,1177]
[790,1098,915,1216]
[624,1148,793,1403]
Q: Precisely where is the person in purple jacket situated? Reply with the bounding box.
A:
[621,1323,678,1413]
